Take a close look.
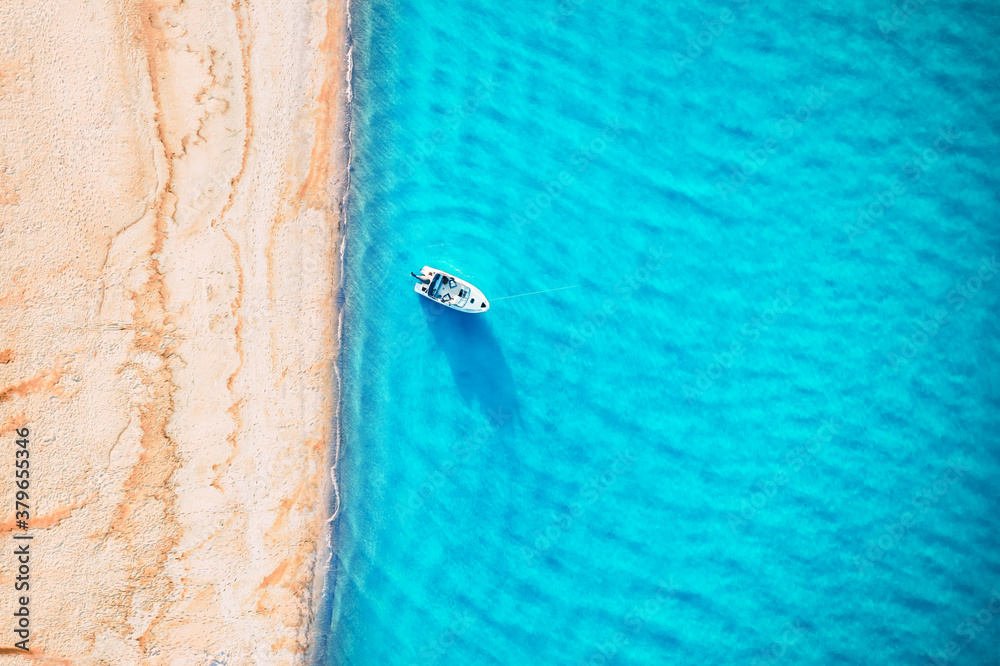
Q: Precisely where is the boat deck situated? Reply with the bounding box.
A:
[432,274,471,307]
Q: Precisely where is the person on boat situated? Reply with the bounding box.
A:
[411,271,430,284]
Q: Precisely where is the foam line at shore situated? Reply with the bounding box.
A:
[308,0,355,660]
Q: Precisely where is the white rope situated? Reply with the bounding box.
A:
[492,284,584,301]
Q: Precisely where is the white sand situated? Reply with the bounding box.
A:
[0,0,349,661]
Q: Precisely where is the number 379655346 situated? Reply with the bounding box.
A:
[14,427,30,518]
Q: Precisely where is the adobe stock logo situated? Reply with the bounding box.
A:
[682,287,799,403]
[579,579,676,666]
[852,459,969,576]
[926,590,1000,665]
[878,0,930,39]
[672,0,753,74]
[555,246,670,361]
[844,127,960,242]
[885,255,996,372]
[716,86,832,200]
[521,448,637,566]
[398,77,500,179]
[509,118,625,233]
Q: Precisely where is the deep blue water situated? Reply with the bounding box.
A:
[329,1,1000,664]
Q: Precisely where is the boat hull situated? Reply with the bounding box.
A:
[413,266,490,313]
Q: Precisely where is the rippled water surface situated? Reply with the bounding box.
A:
[330,1,1000,663]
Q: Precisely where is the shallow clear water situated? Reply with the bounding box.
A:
[330,1,1000,663]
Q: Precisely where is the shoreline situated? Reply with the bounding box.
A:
[308,0,355,660]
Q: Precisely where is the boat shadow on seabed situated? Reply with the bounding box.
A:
[419,297,520,428]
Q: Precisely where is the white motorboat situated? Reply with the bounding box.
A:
[411,266,490,313]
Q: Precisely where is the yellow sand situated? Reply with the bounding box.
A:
[0,0,349,661]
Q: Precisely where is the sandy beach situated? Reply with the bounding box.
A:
[0,0,350,661]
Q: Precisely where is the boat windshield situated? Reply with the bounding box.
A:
[429,273,443,296]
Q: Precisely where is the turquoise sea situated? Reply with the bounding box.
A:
[328,0,1000,663]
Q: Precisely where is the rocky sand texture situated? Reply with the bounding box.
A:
[0,0,349,661]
